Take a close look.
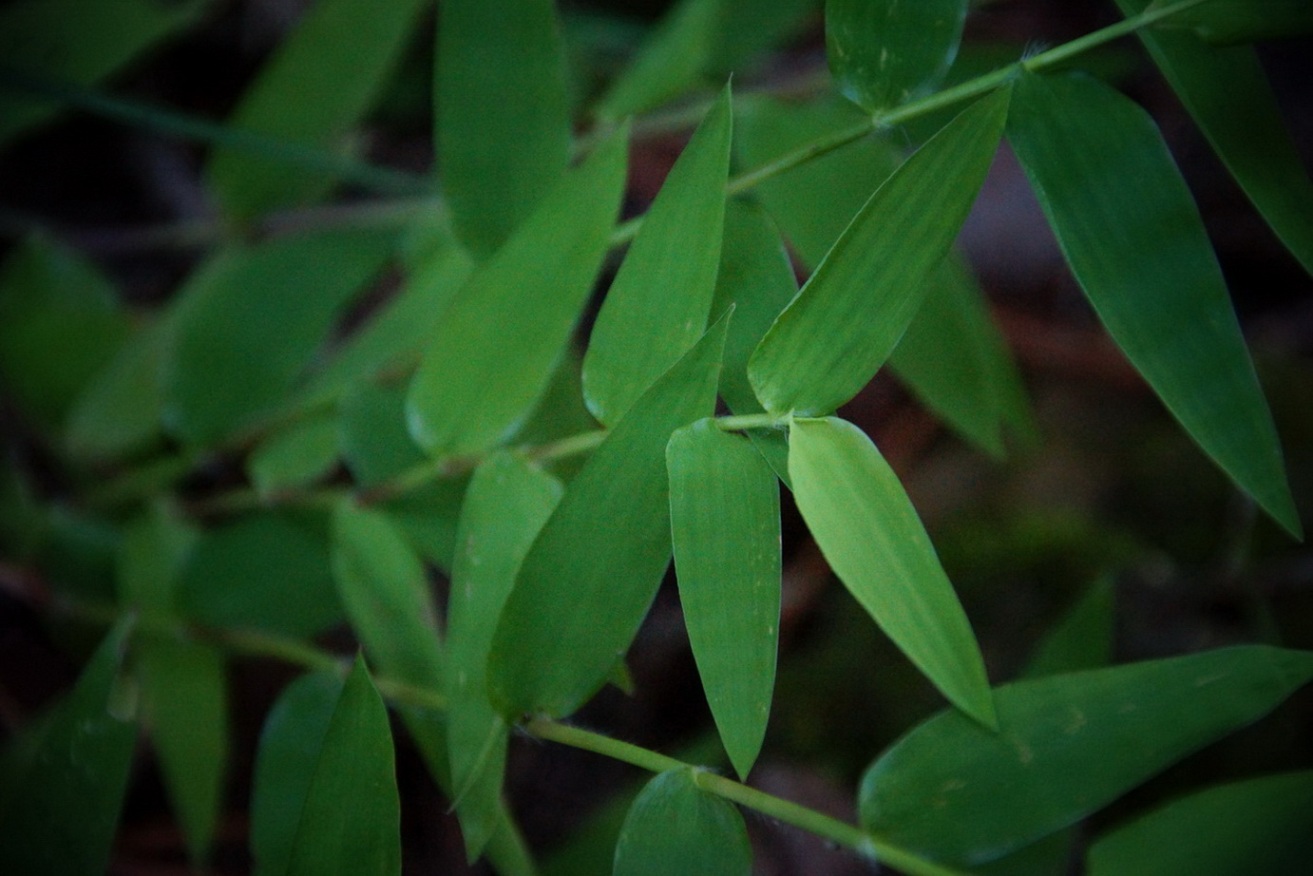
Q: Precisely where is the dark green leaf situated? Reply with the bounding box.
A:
[116,507,197,617]
[668,421,780,779]
[709,0,819,75]
[436,0,572,256]
[859,646,1313,866]
[406,127,628,456]
[1007,71,1300,537]
[613,769,752,876]
[488,315,729,718]
[749,87,1010,417]
[825,0,967,112]
[1162,0,1313,45]
[789,417,995,726]
[248,412,341,498]
[584,85,732,425]
[1021,576,1115,679]
[65,316,167,461]
[596,0,723,121]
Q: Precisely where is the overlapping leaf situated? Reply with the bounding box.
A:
[613,769,752,876]
[248,412,340,498]
[595,0,723,121]
[65,317,168,461]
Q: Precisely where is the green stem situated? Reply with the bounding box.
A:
[714,412,787,432]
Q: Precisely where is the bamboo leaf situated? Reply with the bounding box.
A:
[789,416,995,727]
[1021,576,1116,679]
[859,646,1313,866]
[748,87,1010,418]
[406,127,628,457]
[248,412,341,498]
[65,316,167,461]
[447,454,562,861]
[1116,0,1313,277]
[207,0,428,218]
[1006,71,1300,537]
[667,421,780,779]
[825,0,967,113]
[436,0,572,257]
[1162,0,1313,45]
[488,315,730,719]
[1087,770,1313,876]
[584,84,732,425]
[613,769,752,876]
[595,0,724,121]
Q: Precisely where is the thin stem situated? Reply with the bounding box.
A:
[714,412,787,432]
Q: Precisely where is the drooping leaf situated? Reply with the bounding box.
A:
[1161,0,1313,45]
[858,646,1313,866]
[584,84,732,425]
[164,227,396,446]
[789,416,995,727]
[65,315,168,461]
[406,127,628,456]
[1116,0,1313,278]
[436,0,572,256]
[1021,575,1116,679]
[595,0,724,121]
[0,621,136,876]
[748,87,1010,418]
[446,454,562,861]
[248,412,341,498]
[488,315,729,718]
[825,0,967,113]
[1087,770,1313,876]
[1006,71,1300,537]
[667,421,780,779]
[613,769,752,876]
[207,0,429,218]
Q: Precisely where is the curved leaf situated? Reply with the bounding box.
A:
[248,412,341,498]
[613,769,752,876]
[595,0,724,121]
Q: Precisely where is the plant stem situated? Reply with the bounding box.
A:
[714,412,787,432]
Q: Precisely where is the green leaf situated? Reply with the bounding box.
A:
[748,87,1010,418]
[65,315,167,461]
[595,0,724,121]
[331,503,444,688]
[613,769,752,876]
[248,412,341,498]
[709,0,819,76]
[406,127,628,456]
[436,0,572,257]
[0,621,136,876]
[825,0,967,113]
[1116,0,1313,278]
[136,638,228,866]
[1021,576,1116,679]
[177,510,342,637]
[584,84,732,425]
[116,506,197,618]
[858,646,1313,866]
[1161,0,1313,45]
[447,454,562,861]
[788,416,995,726]
[206,0,429,218]
[164,228,396,446]
[667,421,780,779]
[1087,770,1313,876]
[1006,71,1300,537]
[0,0,206,144]
[488,314,730,718]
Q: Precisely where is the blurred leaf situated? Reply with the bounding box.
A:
[207,0,428,218]
[488,315,729,718]
[789,416,995,727]
[65,315,167,461]
[859,646,1313,866]
[1117,0,1313,277]
[406,127,628,456]
[436,0,572,257]
[613,769,752,876]
[248,412,341,498]
[164,228,396,446]
[749,87,1010,417]
[177,510,342,637]
[596,0,723,120]
[668,421,780,779]
[709,0,819,75]
[1087,770,1313,876]
[825,0,967,113]
[584,84,732,425]
[0,621,136,876]
[0,0,207,143]
[1161,0,1313,45]
[1021,576,1116,679]
[447,454,562,861]
[116,505,198,617]
[1007,71,1300,537]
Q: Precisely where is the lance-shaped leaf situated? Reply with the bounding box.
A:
[613,769,752,876]
[826,0,967,113]
[749,87,1010,418]
[1116,0,1313,278]
[584,84,732,426]
[668,421,780,779]
[207,0,429,218]
[0,621,136,876]
[1163,0,1313,45]
[447,454,562,861]
[595,0,724,122]
[1021,576,1116,680]
[406,128,628,457]
[1006,71,1300,537]
[65,316,168,461]
[488,315,729,719]
[248,411,341,498]
[789,417,995,727]
[1087,770,1313,876]
[859,646,1313,866]
[437,0,572,257]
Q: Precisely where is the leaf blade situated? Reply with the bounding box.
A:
[613,769,752,876]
